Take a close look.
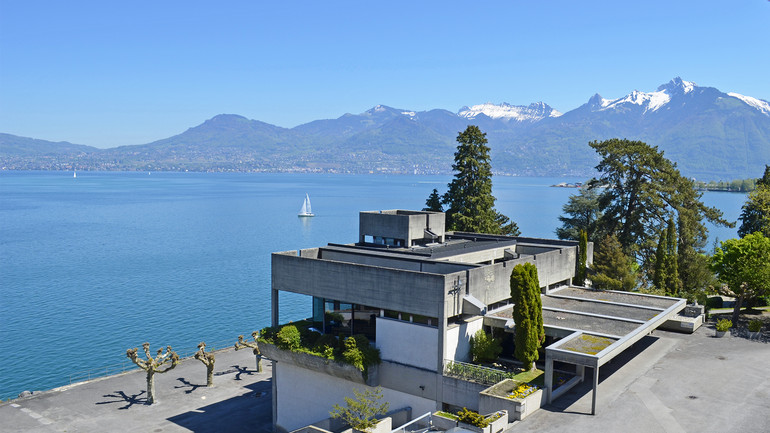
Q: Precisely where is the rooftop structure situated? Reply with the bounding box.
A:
[268,209,685,432]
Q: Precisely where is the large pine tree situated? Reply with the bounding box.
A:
[440,125,519,235]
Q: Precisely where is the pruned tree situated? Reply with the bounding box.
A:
[330,387,389,431]
[194,342,216,387]
[126,343,179,404]
[511,262,543,370]
[234,331,263,373]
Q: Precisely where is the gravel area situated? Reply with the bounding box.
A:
[543,297,659,322]
[542,309,642,336]
[553,287,678,309]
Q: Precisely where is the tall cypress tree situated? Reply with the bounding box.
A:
[664,217,681,296]
[511,263,543,370]
[441,125,520,236]
[573,230,588,286]
[653,228,667,292]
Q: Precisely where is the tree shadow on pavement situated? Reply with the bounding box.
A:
[95,390,147,410]
[231,365,255,381]
[175,377,206,394]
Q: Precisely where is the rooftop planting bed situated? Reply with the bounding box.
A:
[559,334,618,355]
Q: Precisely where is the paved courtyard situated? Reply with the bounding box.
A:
[1,321,767,433]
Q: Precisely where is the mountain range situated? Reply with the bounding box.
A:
[2,77,769,179]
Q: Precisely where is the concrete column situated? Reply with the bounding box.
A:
[591,366,599,415]
[577,365,585,382]
[272,360,278,432]
[436,299,447,411]
[271,288,279,327]
[545,352,553,404]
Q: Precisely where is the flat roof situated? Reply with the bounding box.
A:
[486,287,685,364]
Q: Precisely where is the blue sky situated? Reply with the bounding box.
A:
[1,0,768,148]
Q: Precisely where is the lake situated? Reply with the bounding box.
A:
[0,171,744,399]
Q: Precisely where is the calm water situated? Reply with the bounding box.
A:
[0,171,744,399]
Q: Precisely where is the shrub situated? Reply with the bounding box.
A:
[715,319,732,332]
[330,387,389,431]
[705,296,723,309]
[457,408,489,427]
[748,319,763,332]
[276,325,301,350]
[470,329,502,363]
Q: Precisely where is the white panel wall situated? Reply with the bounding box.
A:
[376,318,438,371]
[276,362,435,432]
[443,317,484,362]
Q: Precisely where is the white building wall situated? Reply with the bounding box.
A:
[276,362,435,432]
[444,317,484,362]
[376,318,438,371]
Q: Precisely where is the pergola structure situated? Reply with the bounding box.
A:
[485,286,685,415]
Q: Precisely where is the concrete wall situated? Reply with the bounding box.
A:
[359,210,445,245]
[276,362,435,432]
[441,375,487,411]
[444,317,484,362]
[272,252,446,318]
[377,318,438,371]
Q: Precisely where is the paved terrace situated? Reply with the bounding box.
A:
[1,325,767,432]
[0,348,271,433]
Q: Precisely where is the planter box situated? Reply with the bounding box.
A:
[456,411,507,433]
[479,379,545,421]
[260,342,379,386]
[748,331,760,340]
[715,330,727,338]
[431,412,458,430]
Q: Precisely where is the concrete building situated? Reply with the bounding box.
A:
[267,209,689,431]
[268,210,594,431]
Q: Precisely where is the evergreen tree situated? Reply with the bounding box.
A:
[590,234,636,291]
[653,229,667,293]
[441,125,520,236]
[573,230,588,286]
[423,188,443,212]
[510,263,543,370]
[555,187,602,242]
[663,218,681,296]
[738,166,770,238]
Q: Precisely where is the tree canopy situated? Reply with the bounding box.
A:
[710,232,770,323]
[434,125,519,235]
[555,187,602,242]
[586,138,731,291]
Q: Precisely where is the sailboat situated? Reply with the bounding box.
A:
[298,193,315,217]
[73,171,77,178]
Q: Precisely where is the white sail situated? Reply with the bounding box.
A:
[298,193,314,217]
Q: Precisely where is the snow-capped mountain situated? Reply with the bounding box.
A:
[458,102,562,122]
[585,77,770,118]
[4,78,769,179]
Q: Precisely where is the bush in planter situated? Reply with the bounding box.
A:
[748,319,762,333]
[276,325,301,350]
[715,319,732,332]
[457,408,489,428]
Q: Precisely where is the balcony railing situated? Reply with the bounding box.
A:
[443,359,516,386]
